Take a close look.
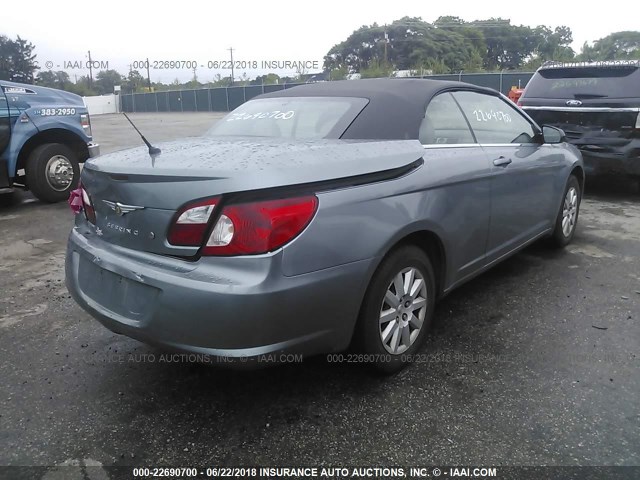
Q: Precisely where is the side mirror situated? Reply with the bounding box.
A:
[542,125,566,144]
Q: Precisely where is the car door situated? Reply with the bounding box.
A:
[452,90,563,263]
[419,92,492,285]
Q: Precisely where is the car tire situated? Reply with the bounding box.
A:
[550,175,581,248]
[354,245,436,374]
[26,143,80,203]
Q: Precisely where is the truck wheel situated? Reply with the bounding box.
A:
[26,143,80,203]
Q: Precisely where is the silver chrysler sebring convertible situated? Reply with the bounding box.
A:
[66,79,583,372]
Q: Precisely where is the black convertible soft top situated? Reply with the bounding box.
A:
[258,78,501,140]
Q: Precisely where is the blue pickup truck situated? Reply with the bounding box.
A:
[0,81,99,202]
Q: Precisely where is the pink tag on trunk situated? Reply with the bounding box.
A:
[68,188,83,214]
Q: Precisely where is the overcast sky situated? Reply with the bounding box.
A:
[4,0,637,83]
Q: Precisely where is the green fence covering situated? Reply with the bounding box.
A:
[120,73,534,113]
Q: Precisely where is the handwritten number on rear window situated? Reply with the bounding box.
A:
[226,110,295,121]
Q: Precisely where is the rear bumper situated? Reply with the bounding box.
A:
[65,227,372,366]
[521,108,640,176]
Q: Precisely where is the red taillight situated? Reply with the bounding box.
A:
[167,197,220,246]
[81,184,96,224]
[168,195,318,256]
[204,196,318,256]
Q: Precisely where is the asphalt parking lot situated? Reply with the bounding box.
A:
[1,114,639,473]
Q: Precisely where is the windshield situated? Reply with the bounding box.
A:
[525,66,640,99]
[207,96,368,139]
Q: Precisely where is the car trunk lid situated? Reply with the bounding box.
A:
[80,136,424,256]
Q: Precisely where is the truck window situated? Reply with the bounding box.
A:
[525,66,640,99]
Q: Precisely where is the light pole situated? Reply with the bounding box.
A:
[228,47,235,86]
[87,50,93,89]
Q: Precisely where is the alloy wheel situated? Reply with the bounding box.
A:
[562,186,578,237]
[378,267,428,354]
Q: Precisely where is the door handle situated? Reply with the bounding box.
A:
[493,156,512,167]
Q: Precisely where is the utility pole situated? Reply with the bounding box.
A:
[228,47,234,86]
[384,26,389,69]
[87,50,93,89]
[146,57,152,90]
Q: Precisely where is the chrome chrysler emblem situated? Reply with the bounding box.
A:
[566,100,583,107]
[102,200,145,216]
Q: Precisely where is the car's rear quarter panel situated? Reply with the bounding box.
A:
[282,147,494,294]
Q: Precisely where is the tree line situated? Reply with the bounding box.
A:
[324,17,640,77]
[31,69,303,95]
[1,20,639,95]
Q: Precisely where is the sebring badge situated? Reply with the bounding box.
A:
[106,222,139,236]
[566,100,583,107]
[102,200,145,216]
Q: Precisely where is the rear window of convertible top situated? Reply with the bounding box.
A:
[207,96,369,139]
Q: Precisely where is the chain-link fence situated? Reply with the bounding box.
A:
[423,71,533,93]
[119,72,534,113]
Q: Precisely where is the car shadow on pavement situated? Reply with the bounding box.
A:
[0,189,45,210]
[584,175,640,202]
[0,189,24,208]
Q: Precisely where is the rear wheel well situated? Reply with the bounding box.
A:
[349,230,447,353]
[16,129,89,173]
[392,231,447,298]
